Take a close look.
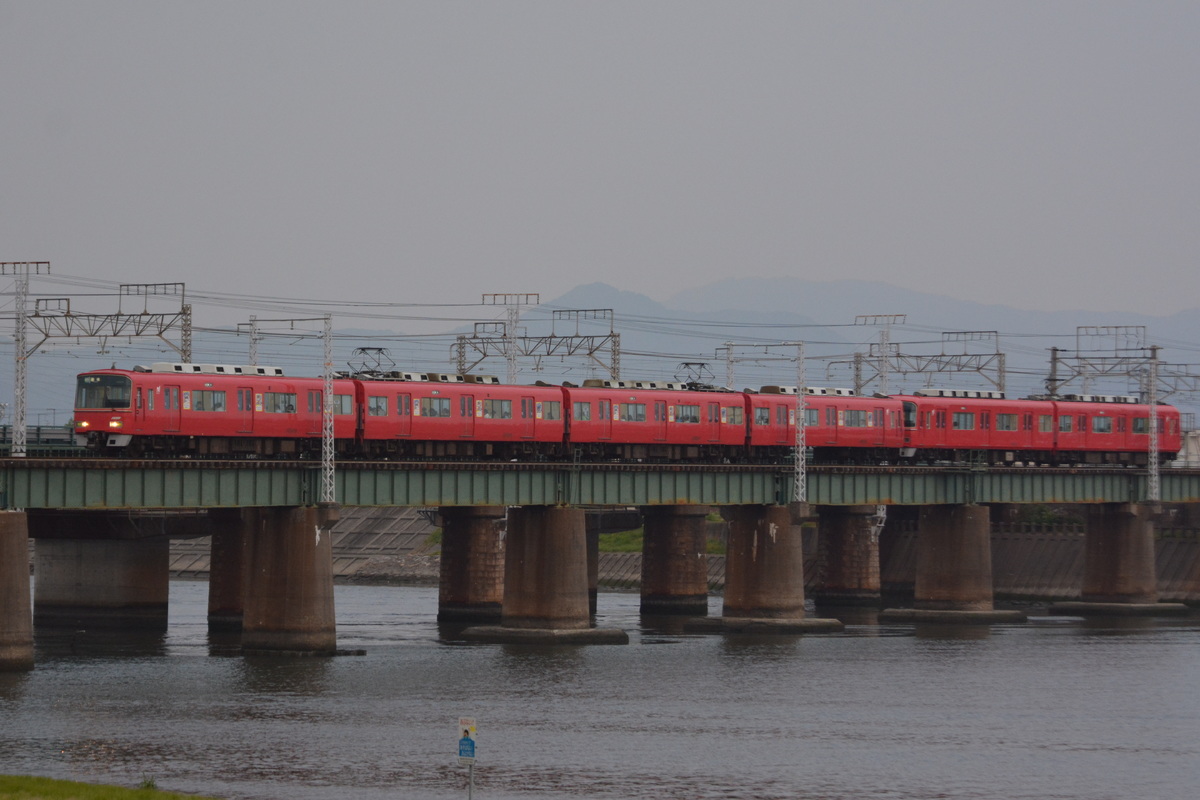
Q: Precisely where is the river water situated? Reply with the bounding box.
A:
[2,582,1199,800]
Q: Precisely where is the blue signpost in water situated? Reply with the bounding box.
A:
[458,717,477,799]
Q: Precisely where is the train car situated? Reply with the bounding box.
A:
[563,380,747,461]
[74,363,359,457]
[895,390,1180,465]
[747,387,905,463]
[896,390,1051,464]
[357,374,567,459]
[1050,395,1181,465]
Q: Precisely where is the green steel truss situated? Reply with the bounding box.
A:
[3,460,1200,509]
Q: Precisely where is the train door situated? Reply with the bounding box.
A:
[520,396,535,438]
[460,395,475,438]
[598,398,612,440]
[653,401,668,441]
[237,388,254,433]
[164,385,181,432]
[135,387,145,425]
[397,393,412,436]
[708,402,721,442]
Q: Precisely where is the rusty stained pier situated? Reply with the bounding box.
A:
[4,458,1200,669]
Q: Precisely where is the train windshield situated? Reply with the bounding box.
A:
[902,401,917,428]
[76,374,132,409]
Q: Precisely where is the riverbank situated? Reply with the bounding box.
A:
[0,774,220,799]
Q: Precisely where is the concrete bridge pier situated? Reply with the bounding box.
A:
[686,504,842,634]
[460,505,627,644]
[241,506,339,655]
[639,505,710,616]
[438,506,506,623]
[29,511,171,630]
[881,504,1026,624]
[207,508,251,632]
[812,504,882,607]
[1049,503,1188,617]
[0,512,33,671]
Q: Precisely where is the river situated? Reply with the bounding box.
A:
[2,582,1199,800]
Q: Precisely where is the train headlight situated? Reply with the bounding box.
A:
[108,419,123,429]
[77,421,90,429]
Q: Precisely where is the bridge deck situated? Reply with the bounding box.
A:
[3,459,1200,509]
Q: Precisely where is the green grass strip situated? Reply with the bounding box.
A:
[0,774,220,800]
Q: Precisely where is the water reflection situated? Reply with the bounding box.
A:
[205,629,242,657]
[234,656,332,696]
[638,613,698,637]
[34,627,168,659]
[0,670,28,699]
[913,623,992,640]
[1077,615,1159,635]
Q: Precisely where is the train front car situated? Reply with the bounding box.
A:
[74,363,359,458]
[74,369,137,451]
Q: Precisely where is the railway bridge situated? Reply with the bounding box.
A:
[3,458,1200,668]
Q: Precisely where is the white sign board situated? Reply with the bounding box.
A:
[457,717,477,766]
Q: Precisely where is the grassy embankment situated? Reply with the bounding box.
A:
[0,774,219,800]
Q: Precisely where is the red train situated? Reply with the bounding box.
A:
[73,363,1183,465]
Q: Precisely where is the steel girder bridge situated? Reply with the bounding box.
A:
[3,459,1200,510]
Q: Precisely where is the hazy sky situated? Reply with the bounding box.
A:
[3,1,1198,320]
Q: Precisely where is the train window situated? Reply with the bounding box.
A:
[995,414,1018,431]
[192,390,226,412]
[727,407,744,425]
[599,400,611,420]
[482,399,511,419]
[1092,416,1112,434]
[541,401,562,420]
[418,397,452,417]
[951,412,975,430]
[368,396,388,416]
[754,407,770,425]
[843,409,868,427]
[675,404,700,423]
[902,402,917,428]
[1117,417,1126,433]
[774,406,786,425]
[262,392,297,413]
[619,403,646,422]
[574,401,591,421]
[397,394,411,415]
[1039,415,1053,433]
[147,391,153,411]
[804,408,819,427]
[1059,416,1073,433]
[1132,417,1148,434]
[827,408,837,426]
[76,374,132,409]
[333,395,352,415]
